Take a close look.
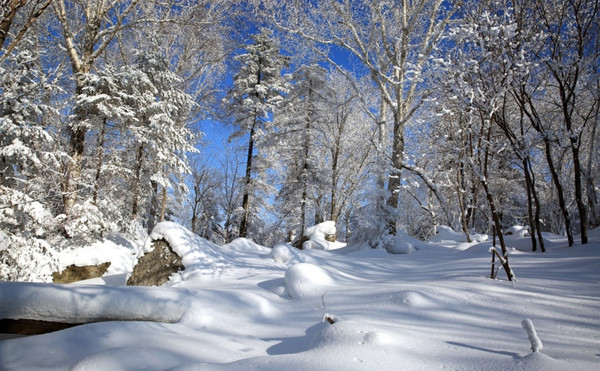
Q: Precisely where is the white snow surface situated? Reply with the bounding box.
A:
[1,222,599,370]
[302,220,346,250]
[56,232,138,277]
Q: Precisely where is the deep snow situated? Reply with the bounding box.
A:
[1,223,599,370]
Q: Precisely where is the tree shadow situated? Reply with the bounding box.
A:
[446,341,520,358]
[264,321,327,355]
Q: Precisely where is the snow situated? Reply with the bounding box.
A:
[57,233,138,277]
[522,318,543,353]
[505,225,530,237]
[284,263,334,299]
[302,221,346,250]
[1,222,599,370]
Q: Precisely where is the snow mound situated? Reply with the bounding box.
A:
[310,319,394,349]
[284,263,334,298]
[270,244,297,264]
[223,238,271,253]
[303,221,345,250]
[428,225,466,243]
[58,235,137,276]
[71,346,187,371]
[428,225,488,244]
[514,352,572,371]
[143,222,231,281]
[505,225,530,237]
[386,230,430,254]
[392,290,436,308]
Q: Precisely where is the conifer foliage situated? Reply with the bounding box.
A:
[225,28,290,238]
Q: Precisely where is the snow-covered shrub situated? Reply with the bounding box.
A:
[0,234,60,282]
[60,200,116,240]
[302,221,344,250]
[0,187,61,282]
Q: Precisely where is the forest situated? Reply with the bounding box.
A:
[1,0,599,282]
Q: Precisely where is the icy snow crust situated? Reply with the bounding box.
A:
[1,223,599,370]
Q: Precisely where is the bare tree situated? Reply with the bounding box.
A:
[267,0,460,238]
[529,0,599,244]
[52,0,140,216]
[0,0,52,61]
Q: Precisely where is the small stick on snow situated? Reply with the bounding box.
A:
[522,318,543,352]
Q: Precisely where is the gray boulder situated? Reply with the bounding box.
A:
[126,239,184,286]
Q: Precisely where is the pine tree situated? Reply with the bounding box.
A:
[225,28,289,238]
[124,48,197,231]
[272,64,328,240]
[0,38,62,281]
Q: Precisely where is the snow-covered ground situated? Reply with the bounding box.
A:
[1,223,599,370]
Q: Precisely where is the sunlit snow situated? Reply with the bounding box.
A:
[1,222,599,370]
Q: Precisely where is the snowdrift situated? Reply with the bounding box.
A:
[1,223,599,371]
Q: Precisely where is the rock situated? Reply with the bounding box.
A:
[292,236,309,250]
[324,233,336,242]
[126,239,184,286]
[52,262,111,284]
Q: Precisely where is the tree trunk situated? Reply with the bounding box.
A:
[299,84,313,238]
[586,111,599,227]
[92,119,106,206]
[524,158,545,252]
[131,144,144,220]
[376,100,387,228]
[0,0,52,63]
[482,178,514,281]
[517,89,574,246]
[456,164,472,243]
[160,183,167,222]
[0,2,20,52]
[329,118,340,223]
[299,148,309,239]
[571,143,588,244]
[54,0,140,216]
[529,161,546,252]
[148,179,159,231]
[63,123,86,215]
[239,120,256,238]
[191,183,200,234]
[556,73,588,244]
[523,158,537,251]
[385,111,405,235]
[543,136,574,246]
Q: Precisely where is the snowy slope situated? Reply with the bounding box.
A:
[1,223,599,370]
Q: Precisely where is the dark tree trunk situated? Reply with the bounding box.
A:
[131,144,144,220]
[517,89,574,246]
[524,158,545,252]
[239,121,256,238]
[457,163,472,243]
[0,4,19,52]
[92,119,106,206]
[385,111,405,235]
[543,136,574,246]
[523,159,537,251]
[482,177,514,281]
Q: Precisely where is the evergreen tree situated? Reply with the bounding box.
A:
[272,64,328,241]
[0,38,62,281]
[224,28,289,238]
